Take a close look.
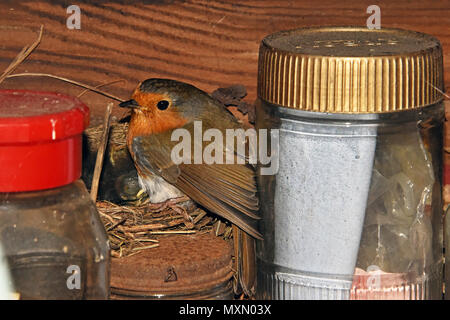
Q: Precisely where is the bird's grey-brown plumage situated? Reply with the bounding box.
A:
[123,78,261,295]
[131,106,261,239]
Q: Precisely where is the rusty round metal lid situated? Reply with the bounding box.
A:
[110,233,233,297]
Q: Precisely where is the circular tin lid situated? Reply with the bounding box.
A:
[258,27,444,113]
[110,233,233,298]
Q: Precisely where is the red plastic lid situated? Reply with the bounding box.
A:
[0,90,90,192]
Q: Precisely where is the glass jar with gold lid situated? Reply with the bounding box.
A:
[255,27,444,300]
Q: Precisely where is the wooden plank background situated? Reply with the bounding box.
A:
[0,0,449,123]
[2,0,450,198]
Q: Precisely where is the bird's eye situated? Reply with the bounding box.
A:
[157,100,170,110]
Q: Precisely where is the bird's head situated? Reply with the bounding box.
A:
[119,79,213,137]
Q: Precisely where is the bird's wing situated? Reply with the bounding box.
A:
[131,128,261,239]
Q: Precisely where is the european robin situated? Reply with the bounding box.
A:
[119,79,261,237]
[119,79,261,294]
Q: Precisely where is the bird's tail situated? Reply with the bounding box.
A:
[233,225,257,297]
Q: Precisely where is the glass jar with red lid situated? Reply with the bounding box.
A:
[0,89,109,299]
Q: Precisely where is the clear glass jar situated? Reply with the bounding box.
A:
[254,27,445,300]
[350,106,443,300]
[0,180,109,299]
[0,90,110,299]
[256,101,443,299]
[445,206,450,300]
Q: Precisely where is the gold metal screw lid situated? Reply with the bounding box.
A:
[258,27,444,113]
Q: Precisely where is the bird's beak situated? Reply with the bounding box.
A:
[119,99,140,109]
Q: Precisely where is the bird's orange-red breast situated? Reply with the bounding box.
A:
[119,78,261,239]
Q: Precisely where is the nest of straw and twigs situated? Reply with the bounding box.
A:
[97,198,233,258]
[83,121,236,258]
[85,121,232,258]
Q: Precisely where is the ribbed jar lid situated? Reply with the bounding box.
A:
[258,27,444,113]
